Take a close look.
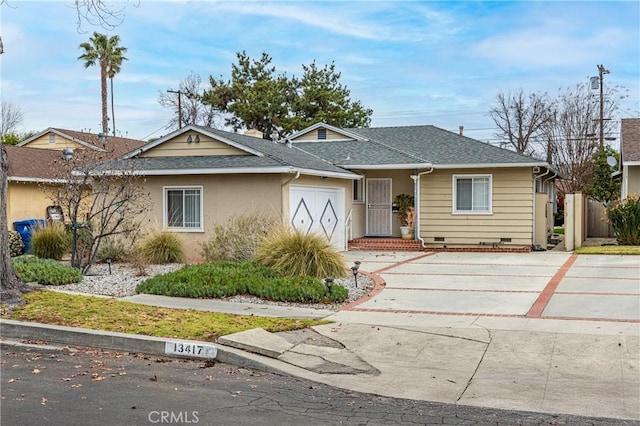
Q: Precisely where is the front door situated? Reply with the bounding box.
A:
[366,178,392,236]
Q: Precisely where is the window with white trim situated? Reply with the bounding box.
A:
[453,175,492,214]
[164,186,203,231]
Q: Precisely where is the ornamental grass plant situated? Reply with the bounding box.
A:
[139,231,186,264]
[255,226,347,279]
[31,222,70,260]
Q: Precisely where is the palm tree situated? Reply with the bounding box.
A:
[78,32,128,135]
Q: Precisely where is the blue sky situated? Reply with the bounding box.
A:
[1,1,639,144]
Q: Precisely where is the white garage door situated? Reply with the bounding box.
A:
[289,185,345,251]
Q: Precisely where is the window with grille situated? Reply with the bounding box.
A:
[452,175,492,214]
[164,186,203,231]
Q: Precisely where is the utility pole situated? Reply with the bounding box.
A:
[597,64,609,149]
[167,89,186,128]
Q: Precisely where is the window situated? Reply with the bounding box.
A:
[164,186,203,231]
[353,179,364,203]
[49,134,55,144]
[317,128,327,140]
[453,175,492,214]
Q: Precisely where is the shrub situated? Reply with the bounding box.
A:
[9,230,24,257]
[200,212,278,262]
[31,223,70,260]
[606,195,640,245]
[12,255,82,285]
[255,226,347,279]
[136,261,348,304]
[97,236,129,262]
[139,231,186,264]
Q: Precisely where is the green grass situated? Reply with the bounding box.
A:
[3,291,327,341]
[574,245,640,255]
[136,260,348,304]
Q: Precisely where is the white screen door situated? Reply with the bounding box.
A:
[366,178,392,236]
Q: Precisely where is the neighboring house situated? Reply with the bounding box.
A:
[93,123,557,256]
[620,118,640,199]
[6,128,145,226]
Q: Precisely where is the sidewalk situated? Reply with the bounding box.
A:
[2,250,639,421]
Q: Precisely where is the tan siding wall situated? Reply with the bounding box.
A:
[23,133,84,150]
[291,128,354,142]
[141,174,283,259]
[141,134,250,157]
[420,168,534,246]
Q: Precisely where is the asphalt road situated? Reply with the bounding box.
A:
[0,344,634,426]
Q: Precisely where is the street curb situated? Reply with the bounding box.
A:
[0,319,320,380]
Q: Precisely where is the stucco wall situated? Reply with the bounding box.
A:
[7,182,57,226]
[419,167,534,247]
[624,165,640,197]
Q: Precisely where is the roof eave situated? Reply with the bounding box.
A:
[341,163,433,170]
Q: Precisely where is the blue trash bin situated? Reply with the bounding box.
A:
[13,219,47,254]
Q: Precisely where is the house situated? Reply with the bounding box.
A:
[91,125,361,255]
[92,123,557,257]
[288,123,557,251]
[620,118,640,199]
[6,128,145,226]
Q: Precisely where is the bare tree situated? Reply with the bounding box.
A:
[158,73,220,130]
[1,100,24,136]
[73,0,138,32]
[489,89,550,155]
[541,82,622,195]
[42,148,151,274]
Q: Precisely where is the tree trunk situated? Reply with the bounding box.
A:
[0,145,29,307]
[110,77,116,137]
[101,61,109,135]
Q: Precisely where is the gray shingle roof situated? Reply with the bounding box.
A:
[293,125,546,168]
[94,125,358,178]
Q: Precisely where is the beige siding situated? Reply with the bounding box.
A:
[420,168,534,247]
[291,128,354,142]
[141,133,250,157]
[23,133,84,150]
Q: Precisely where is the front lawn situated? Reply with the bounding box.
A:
[574,245,640,255]
[2,291,327,342]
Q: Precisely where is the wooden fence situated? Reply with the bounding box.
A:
[586,198,614,238]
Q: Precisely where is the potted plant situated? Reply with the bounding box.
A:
[393,193,415,239]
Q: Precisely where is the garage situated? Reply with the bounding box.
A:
[289,185,345,251]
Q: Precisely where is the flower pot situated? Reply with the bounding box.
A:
[400,226,412,239]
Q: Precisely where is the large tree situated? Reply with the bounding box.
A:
[287,61,372,132]
[203,51,372,138]
[489,89,550,155]
[540,82,623,195]
[0,145,30,307]
[158,73,220,130]
[78,32,127,135]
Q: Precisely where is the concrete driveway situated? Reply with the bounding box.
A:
[337,251,640,331]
